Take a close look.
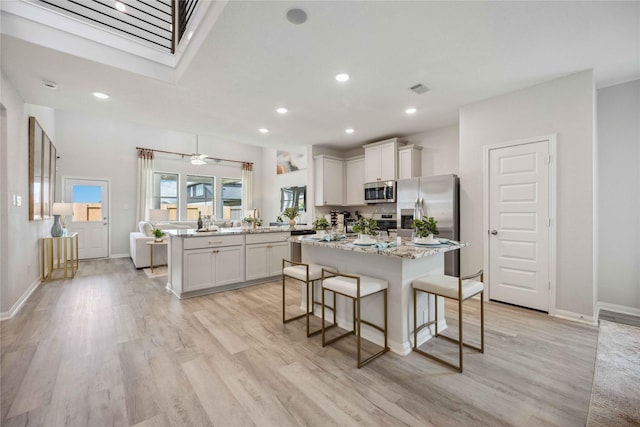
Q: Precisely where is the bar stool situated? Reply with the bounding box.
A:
[412,270,484,372]
[321,270,389,368]
[282,259,337,337]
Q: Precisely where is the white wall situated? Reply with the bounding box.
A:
[54,110,264,257]
[459,70,597,318]
[405,124,459,176]
[0,73,55,315]
[597,79,640,312]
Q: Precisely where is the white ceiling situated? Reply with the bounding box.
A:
[2,1,639,150]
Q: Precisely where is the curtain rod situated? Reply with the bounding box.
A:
[136,146,253,166]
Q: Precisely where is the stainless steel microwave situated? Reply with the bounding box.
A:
[364,181,396,203]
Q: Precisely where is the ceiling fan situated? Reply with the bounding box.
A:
[191,136,207,165]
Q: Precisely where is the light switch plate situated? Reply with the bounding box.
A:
[16,195,22,206]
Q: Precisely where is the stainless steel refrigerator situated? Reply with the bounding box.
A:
[396,174,460,276]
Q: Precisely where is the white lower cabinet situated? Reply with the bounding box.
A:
[246,242,289,280]
[183,245,244,292]
[169,231,289,297]
[245,232,290,280]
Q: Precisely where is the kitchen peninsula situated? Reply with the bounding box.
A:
[167,227,292,299]
[297,236,468,355]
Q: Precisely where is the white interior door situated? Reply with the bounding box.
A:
[64,178,109,259]
[488,140,550,311]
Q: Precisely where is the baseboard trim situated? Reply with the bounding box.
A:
[552,309,597,326]
[0,278,41,321]
[110,253,130,259]
[595,302,640,319]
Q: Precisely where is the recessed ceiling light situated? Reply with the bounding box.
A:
[345,128,355,134]
[93,92,110,99]
[258,128,269,134]
[187,31,194,41]
[115,1,126,12]
[405,108,417,115]
[276,107,288,114]
[286,8,307,25]
[335,73,350,83]
[42,80,58,90]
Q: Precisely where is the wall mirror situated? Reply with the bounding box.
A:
[29,116,57,220]
[280,186,306,212]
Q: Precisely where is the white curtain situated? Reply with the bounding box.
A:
[136,148,154,221]
[242,162,253,212]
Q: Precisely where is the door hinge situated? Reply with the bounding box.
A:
[548,155,551,164]
[548,281,551,290]
[548,218,551,227]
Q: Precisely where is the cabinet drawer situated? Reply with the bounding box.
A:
[183,234,244,250]
[245,232,289,245]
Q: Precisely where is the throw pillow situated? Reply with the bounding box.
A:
[138,221,154,236]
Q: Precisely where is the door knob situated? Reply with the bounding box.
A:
[490,230,498,235]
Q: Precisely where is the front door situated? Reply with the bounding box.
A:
[64,178,109,259]
[488,139,550,311]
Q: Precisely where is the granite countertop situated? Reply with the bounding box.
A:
[167,226,294,237]
[291,235,468,260]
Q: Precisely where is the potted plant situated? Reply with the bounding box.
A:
[352,217,378,241]
[412,217,439,241]
[312,216,330,236]
[242,216,255,229]
[151,228,165,242]
[281,207,299,229]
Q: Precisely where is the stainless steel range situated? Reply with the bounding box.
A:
[372,213,397,232]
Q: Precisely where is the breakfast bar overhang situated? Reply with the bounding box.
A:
[297,237,468,355]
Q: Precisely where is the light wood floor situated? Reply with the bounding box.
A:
[1,258,598,426]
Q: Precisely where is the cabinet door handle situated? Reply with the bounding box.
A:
[208,240,223,244]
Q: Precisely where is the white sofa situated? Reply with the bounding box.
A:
[129,221,196,269]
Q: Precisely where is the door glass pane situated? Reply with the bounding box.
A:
[72,185,102,222]
[186,175,214,220]
[221,178,242,220]
[153,173,178,220]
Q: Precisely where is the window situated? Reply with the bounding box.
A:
[71,184,102,221]
[153,172,178,220]
[186,175,214,220]
[221,178,242,220]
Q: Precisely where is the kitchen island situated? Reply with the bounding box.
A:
[297,236,468,355]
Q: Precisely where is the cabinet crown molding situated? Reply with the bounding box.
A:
[362,137,403,149]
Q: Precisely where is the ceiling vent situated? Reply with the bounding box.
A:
[409,83,429,95]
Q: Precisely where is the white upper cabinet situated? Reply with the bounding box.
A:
[398,144,422,179]
[345,155,365,206]
[364,138,399,182]
[314,155,344,206]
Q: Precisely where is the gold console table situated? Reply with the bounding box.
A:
[41,233,79,281]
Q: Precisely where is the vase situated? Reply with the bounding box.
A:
[316,230,326,237]
[358,233,374,242]
[51,214,63,237]
[289,219,296,230]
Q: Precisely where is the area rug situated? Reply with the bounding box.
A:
[586,319,640,426]
[143,266,167,278]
